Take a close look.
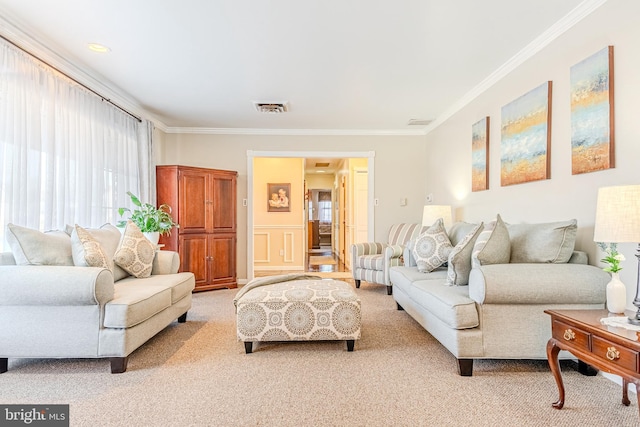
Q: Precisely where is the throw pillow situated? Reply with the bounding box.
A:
[446,222,484,286]
[508,219,578,263]
[5,223,74,266]
[71,224,113,272]
[412,218,453,273]
[113,221,155,278]
[471,214,511,269]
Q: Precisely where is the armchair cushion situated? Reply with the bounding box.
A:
[356,254,384,270]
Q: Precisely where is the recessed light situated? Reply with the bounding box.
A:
[87,43,111,53]
[316,170,326,173]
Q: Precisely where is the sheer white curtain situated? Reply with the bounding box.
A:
[0,38,154,251]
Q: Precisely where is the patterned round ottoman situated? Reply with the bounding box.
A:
[235,278,361,353]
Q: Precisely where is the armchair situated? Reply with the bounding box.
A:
[350,223,423,294]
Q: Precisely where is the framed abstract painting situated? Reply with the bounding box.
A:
[570,46,614,174]
[500,81,552,186]
[472,117,490,192]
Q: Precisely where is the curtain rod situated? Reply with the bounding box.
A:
[0,34,143,123]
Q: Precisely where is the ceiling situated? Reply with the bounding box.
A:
[0,0,595,133]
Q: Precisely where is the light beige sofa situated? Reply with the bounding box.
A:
[389,217,610,376]
[0,223,195,373]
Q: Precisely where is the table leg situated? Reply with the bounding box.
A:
[622,378,631,406]
[546,338,565,409]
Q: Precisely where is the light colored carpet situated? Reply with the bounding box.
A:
[309,255,337,265]
[1,282,638,426]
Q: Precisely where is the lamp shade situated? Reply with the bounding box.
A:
[422,205,452,229]
[593,185,640,243]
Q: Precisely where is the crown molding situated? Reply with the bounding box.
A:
[163,127,426,136]
[424,0,609,135]
[0,13,169,128]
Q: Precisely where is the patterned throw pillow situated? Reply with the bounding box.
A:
[471,214,511,269]
[446,222,484,286]
[71,225,113,272]
[412,218,453,273]
[113,221,155,278]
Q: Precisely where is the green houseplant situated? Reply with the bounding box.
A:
[117,192,179,237]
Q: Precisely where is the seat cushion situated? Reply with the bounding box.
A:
[105,283,171,328]
[356,254,384,270]
[406,279,479,329]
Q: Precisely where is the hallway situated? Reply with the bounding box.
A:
[254,249,350,279]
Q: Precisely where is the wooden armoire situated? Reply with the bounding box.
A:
[156,165,238,291]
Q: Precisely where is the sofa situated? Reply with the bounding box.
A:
[0,222,195,373]
[351,223,423,294]
[389,216,610,376]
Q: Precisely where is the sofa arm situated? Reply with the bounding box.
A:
[468,263,609,305]
[152,250,180,275]
[0,265,114,306]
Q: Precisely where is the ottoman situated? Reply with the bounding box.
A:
[234,276,361,353]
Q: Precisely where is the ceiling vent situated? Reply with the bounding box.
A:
[254,101,289,114]
[407,119,432,126]
[315,162,330,168]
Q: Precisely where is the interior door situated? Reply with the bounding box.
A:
[354,169,368,244]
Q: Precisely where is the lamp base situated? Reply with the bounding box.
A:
[628,314,640,326]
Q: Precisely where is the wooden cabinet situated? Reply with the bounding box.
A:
[156,165,237,291]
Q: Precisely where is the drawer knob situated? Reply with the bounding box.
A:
[606,346,620,361]
[563,329,576,341]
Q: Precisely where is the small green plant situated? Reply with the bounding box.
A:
[117,191,179,236]
[596,242,625,273]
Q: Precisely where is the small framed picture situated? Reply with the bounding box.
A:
[267,183,291,212]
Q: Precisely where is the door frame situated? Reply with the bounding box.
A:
[246,150,375,281]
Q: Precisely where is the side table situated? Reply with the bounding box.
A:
[545,309,640,417]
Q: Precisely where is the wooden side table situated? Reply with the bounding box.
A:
[545,309,640,417]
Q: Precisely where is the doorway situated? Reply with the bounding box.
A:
[246,150,375,281]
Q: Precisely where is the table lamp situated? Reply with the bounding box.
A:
[422,205,452,229]
[593,185,640,324]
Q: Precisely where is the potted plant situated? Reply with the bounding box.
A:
[117,191,179,245]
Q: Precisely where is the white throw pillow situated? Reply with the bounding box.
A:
[412,218,453,273]
[446,222,484,286]
[71,224,113,272]
[113,221,155,278]
[471,214,511,269]
[5,223,73,266]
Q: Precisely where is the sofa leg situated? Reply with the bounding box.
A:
[396,302,404,311]
[178,312,188,323]
[346,340,355,352]
[457,358,473,376]
[355,280,361,288]
[110,357,129,374]
[577,360,598,376]
[0,358,7,374]
[386,286,392,295]
[244,342,253,354]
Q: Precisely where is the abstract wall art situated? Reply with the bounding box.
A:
[570,46,614,174]
[472,116,490,192]
[500,81,552,186]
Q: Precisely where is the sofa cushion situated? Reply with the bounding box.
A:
[69,223,129,280]
[71,225,113,272]
[5,223,73,266]
[413,218,453,273]
[508,219,577,263]
[114,221,155,278]
[104,283,172,328]
[117,272,195,304]
[471,214,510,269]
[356,254,384,270]
[446,223,484,286]
[399,273,479,330]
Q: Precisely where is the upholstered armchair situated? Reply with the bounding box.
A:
[350,223,423,295]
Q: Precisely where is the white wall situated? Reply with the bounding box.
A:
[157,133,428,279]
[424,1,640,305]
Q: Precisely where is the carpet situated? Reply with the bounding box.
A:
[309,255,337,265]
[1,284,638,426]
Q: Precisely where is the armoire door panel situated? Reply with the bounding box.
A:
[212,176,236,231]
[178,170,208,233]
[179,234,208,288]
[210,235,236,283]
